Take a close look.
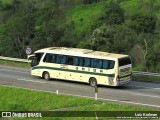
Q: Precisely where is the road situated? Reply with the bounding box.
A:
[0,65,160,109]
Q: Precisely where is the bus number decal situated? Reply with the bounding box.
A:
[76,67,78,70]
[100,70,103,73]
[82,67,85,70]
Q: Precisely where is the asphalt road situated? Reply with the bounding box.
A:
[0,65,160,109]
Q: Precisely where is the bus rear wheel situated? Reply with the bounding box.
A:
[43,72,50,81]
[89,78,97,87]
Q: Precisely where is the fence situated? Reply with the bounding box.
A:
[132,71,160,77]
[0,56,160,77]
[0,56,28,63]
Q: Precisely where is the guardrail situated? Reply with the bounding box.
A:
[132,71,160,77]
[0,56,28,63]
[0,56,160,77]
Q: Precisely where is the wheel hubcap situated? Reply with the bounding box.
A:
[92,81,95,86]
[91,80,96,86]
[45,74,48,79]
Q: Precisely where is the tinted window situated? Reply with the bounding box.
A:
[79,58,84,66]
[84,58,91,67]
[43,54,115,69]
[103,60,115,69]
[91,59,96,68]
[97,59,103,69]
[108,60,115,69]
[73,57,79,66]
[43,53,53,63]
[91,59,103,69]
[73,57,86,66]
[43,54,67,64]
[67,56,73,65]
[61,56,67,64]
[119,57,131,66]
[56,55,67,64]
[51,54,56,63]
[103,60,109,69]
[35,53,44,63]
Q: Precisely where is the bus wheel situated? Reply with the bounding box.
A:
[89,78,97,87]
[43,72,50,81]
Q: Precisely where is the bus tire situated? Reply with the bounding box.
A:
[43,72,50,81]
[89,77,97,87]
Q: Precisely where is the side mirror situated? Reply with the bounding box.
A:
[31,57,38,67]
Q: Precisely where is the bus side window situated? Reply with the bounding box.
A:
[67,56,73,65]
[97,59,102,69]
[51,54,56,63]
[79,57,84,66]
[56,55,61,64]
[73,57,79,66]
[43,53,52,63]
[103,60,109,69]
[61,56,67,64]
[109,60,115,69]
[84,58,90,67]
[91,59,97,68]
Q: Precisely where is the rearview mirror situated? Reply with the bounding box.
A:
[31,57,38,67]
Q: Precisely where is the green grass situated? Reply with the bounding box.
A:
[0,0,13,4]
[0,59,29,68]
[0,86,101,111]
[133,74,160,83]
[120,0,140,12]
[67,2,105,35]
[120,0,160,18]
[1,86,159,120]
[120,0,143,17]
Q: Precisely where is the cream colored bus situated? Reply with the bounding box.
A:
[29,47,132,86]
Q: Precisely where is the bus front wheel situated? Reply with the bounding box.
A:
[89,78,97,87]
[43,72,50,81]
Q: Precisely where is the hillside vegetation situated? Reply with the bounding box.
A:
[0,0,160,72]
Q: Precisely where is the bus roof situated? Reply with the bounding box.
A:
[35,47,129,59]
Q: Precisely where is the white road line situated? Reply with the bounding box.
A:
[129,93,160,99]
[128,85,160,90]
[17,79,46,84]
[0,69,29,74]
[1,85,160,109]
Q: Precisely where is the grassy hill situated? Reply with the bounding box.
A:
[0,0,160,72]
[67,2,105,35]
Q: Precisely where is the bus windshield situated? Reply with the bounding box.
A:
[30,53,44,67]
[118,57,131,66]
[35,53,44,63]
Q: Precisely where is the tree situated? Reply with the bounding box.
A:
[130,13,157,33]
[90,25,114,51]
[105,0,124,25]
[83,0,99,4]
[146,43,160,72]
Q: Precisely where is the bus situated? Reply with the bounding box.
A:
[29,47,132,87]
